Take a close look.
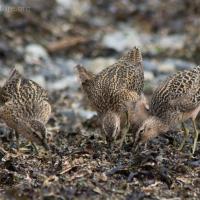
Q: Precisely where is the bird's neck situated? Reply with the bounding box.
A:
[156,117,169,134]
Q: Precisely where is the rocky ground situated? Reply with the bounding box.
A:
[0,0,200,199]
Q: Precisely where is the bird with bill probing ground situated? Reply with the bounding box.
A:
[0,68,51,153]
[135,66,200,155]
[77,47,147,147]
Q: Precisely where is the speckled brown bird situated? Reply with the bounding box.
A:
[135,66,200,154]
[0,68,51,151]
[77,47,144,146]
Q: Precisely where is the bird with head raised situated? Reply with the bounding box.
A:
[77,47,144,147]
[135,66,200,154]
[0,68,51,152]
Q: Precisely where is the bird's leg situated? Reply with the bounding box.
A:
[0,145,7,156]
[8,129,19,153]
[31,142,39,154]
[118,129,126,148]
[178,122,189,151]
[118,110,130,148]
[15,131,19,150]
[192,119,199,154]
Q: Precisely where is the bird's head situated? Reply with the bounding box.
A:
[134,116,166,150]
[102,111,120,143]
[28,120,49,150]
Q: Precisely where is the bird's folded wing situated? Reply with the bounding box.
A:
[115,89,140,112]
[0,77,22,104]
[168,70,200,112]
[169,92,199,112]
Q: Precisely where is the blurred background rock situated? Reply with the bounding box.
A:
[0,0,200,127]
[0,0,200,130]
[0,0,199,90]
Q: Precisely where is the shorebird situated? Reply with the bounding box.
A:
[0,68,51,152]
[77,47,144,147]
[135,66,200,154]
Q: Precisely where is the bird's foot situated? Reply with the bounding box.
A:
[116,123,130,149]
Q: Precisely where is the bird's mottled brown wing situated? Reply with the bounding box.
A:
[150,66,200,117]
[0,69,48,104]
[0,95,51,126]
[0,101,35,139]
[0,100,19,126]
[20,79,49,102]
[0,76,22,104]
[85,67,143,112]
[31,101,51,123]
[95,47,143,93]
[0,68,24,103]
[116,89,140,111]
[80,48,144,114]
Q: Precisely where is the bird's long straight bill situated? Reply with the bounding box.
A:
[134,143,139,152]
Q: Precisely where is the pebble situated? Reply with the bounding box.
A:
[56,0,90,17]
[167,59,194,70]
[25,44,49,64]
[84,57,116,74]
[47,76,79,91]
[102,28,143,52]
[76,109,96,119]
[55,58,78,75]
[157,60,176,73]
[157,58,196,73]
[144,71,154,81]
[143,81,154,94]
[31,75,46,88]
[151,75,169,88]
[155,34,186,50]
[143,59,158,72]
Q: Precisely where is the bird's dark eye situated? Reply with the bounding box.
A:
[145,107,150,111]
[139,129,144,134]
